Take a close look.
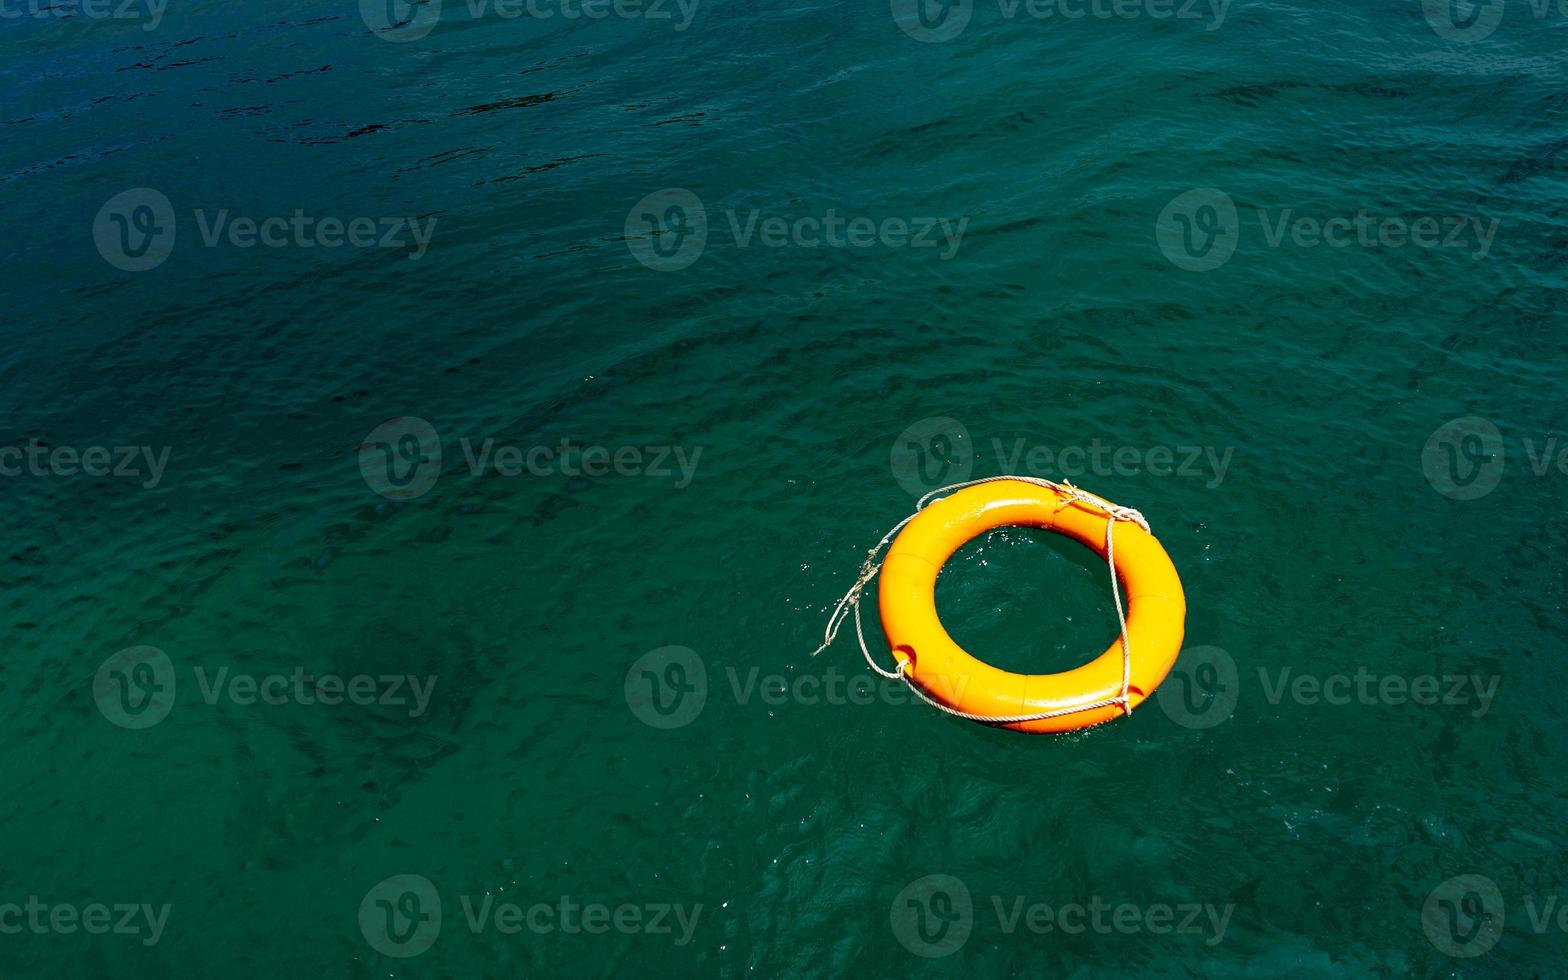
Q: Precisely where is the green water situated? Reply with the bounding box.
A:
[3,0,1567,975]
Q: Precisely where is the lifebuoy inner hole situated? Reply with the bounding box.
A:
[934,525,1122,675]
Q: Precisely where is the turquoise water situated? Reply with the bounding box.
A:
[4,0,1567,974]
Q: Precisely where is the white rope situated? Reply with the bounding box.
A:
[811,476,1148,726]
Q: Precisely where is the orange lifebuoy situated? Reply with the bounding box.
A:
[877,480,1185,733]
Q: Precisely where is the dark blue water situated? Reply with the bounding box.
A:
[3,0,1566,975]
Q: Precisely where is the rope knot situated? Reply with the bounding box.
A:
[1111,505,1150,534]
[1059,480,1150,533]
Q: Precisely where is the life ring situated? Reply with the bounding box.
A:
[877,479,1185,733]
